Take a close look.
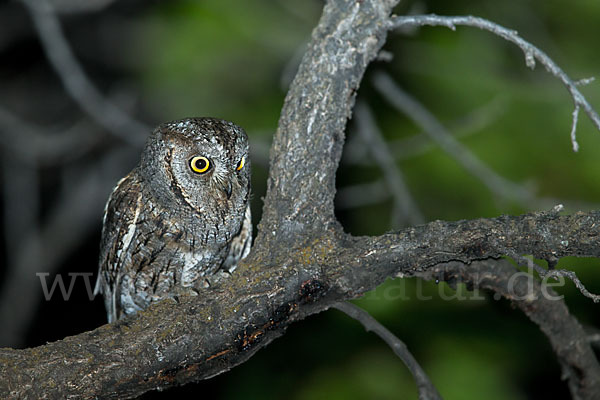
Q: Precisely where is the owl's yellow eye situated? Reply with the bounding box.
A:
[190,156,210,174]
[236,156,245,171]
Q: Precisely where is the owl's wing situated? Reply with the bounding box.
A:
[223,203,252,272]
[94,170,143,323]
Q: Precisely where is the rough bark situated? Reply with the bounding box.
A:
[1,0,599,399]
[2,209,600,398]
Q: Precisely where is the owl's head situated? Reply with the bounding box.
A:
[140,117,250,220]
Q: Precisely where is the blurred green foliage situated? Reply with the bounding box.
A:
[133,0,600,399]
[135,0,319,129]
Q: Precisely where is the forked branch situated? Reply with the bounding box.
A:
[21,0,148,146]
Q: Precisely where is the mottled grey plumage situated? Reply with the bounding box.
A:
[94,117,252,322]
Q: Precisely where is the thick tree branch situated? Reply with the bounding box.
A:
[257,0,399,239]
[2,209,600,398]
[340,208,600,300]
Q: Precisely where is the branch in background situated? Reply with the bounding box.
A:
[389,14,600,152]
[337,96,508,211]
[373,71,536,206]
[332,302,442,400]
[417,260,600,398]
[373,73,600,213]
[389,95,508,161]
[0,148,135,347]
[340,93,600,213]
[0,106,101,166]
[354,102,424,227]
[20,0,148,146]
[48,0,117,14]
[343,95,508,165]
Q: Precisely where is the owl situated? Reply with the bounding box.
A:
[94,117,252,323]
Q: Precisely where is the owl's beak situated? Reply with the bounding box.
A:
[223,180,233,199]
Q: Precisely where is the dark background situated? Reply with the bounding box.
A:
[0,0,599,399]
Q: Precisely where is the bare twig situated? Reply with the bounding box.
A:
[390,95,508,161]
[20,0,148,146]
[389,14,600,152]
[332,302,442,400]
[570,105,580,152]
[509,253,600,304]
[575,77,596,87]
[354,102,424,227]
[545,269,600,303]
[373,72,536,206]
[343,95,508,165]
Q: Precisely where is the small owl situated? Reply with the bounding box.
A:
[94,117,252,322]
